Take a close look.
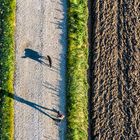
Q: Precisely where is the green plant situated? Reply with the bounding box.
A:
[67,0,89,139]
[0,0,16,139]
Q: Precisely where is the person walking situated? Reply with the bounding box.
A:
[47,55,52,68]
[57,111,65,121]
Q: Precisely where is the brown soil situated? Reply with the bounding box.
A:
[89,0,140,139]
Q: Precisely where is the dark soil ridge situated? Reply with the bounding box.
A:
[87,0,97,139]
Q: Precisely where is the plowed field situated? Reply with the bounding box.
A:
[90,0,140,139]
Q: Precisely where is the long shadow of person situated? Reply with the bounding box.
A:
[1,90,59,121]
[21,48,51,67]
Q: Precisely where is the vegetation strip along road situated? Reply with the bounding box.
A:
[67,0,89,139]
[0,0,16,140]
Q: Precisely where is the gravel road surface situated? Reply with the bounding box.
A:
[14,0,67,140]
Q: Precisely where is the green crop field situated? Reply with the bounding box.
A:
[67,0,89,139]
[0,0,16,139]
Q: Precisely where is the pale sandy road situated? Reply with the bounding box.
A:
[14,0,67,140]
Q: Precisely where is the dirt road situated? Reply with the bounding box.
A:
[14,0,67,140]
[90,0,140,139]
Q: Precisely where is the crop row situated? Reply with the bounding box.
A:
[67,0,89,139]
[0,0,16,140]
